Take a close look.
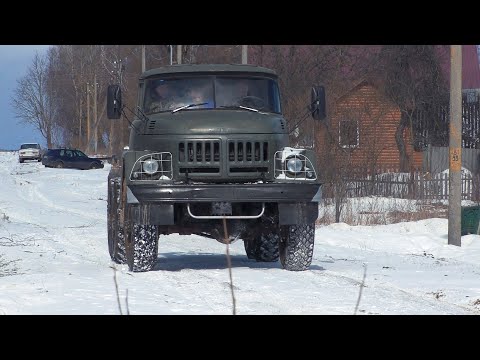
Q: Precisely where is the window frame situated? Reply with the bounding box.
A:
[338,119,360,149]
[143,74,282,115]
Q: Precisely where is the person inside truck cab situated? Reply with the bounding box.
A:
[216,79,250,108]
[148,80,180,112]
[229,79,265,109]
[232,79,249,104]
[185,85,214,108]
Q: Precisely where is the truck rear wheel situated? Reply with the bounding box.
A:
[243,216,279,262]
[107,176,126,264]
[279,224,315,271]
[244,238,256,260]
[125,222,159,272]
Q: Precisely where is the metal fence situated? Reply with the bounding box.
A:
[423,145,480,174]
[342,170,480,201]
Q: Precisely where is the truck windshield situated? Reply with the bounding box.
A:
[143,76,281,114]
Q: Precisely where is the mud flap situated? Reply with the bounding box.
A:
[278,202,318,225]
[130,204,174,225]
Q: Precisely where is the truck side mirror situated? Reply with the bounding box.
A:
[311,85,326,120]
[107,85,122,119]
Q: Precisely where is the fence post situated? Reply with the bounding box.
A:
[420,171,424,201]
[444,173,448,201]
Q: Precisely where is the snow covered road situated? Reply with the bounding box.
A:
[1,151,480,315]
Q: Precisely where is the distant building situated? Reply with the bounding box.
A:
[316,45,480,172]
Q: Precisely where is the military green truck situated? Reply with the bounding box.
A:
[106,64,326,272]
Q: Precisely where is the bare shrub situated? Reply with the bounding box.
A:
[318,197,447,226]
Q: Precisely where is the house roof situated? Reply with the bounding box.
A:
[441,45,480,90]
[333,78,378,102]
[351,45,480,90]
[462,45,480,89]
[336,45,480,100]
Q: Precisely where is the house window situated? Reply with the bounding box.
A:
[464,89,478,104]
[339,119,359,148]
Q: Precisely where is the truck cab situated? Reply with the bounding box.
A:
[107,64,326,272]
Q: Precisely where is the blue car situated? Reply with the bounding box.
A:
[42,148,104,170]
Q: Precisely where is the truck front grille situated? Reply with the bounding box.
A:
[227,140,269,176]
[177,139,270,178]
[178,140,220,163]
[178,140,221,176]
[228,140,268,162]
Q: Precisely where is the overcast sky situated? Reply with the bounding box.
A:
[0,45,51,150]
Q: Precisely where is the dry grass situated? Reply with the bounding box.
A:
[0,255,20,277]
[388,205,448,224]
[317,197,448,226]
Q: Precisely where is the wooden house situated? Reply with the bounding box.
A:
[315,45,480,173]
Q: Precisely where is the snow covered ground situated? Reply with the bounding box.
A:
[1,151,480,315]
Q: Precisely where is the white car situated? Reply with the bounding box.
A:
[19,143,42,163]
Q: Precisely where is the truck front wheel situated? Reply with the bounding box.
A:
[125,222,159,272]
[243,216,280,262]
[107,176,126,264]
[279,224,315,271]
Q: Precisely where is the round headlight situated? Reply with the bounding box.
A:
[143,159,159,174]
[286,157,303,173]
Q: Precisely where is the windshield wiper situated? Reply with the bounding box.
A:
[171,102,208,113]
[219,105,267,114]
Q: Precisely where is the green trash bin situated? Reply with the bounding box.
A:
[461,205,480,235]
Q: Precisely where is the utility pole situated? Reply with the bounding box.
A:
[169,45,173,65]
[93,74,98,154]
[86,82,90,152]
[242,45,248,64]
[177,45,182,64]
[141,45,146,73]
[448,45,462,246]
[79,98,82,148]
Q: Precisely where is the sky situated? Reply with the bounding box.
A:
[0,45,479,153]
[0,45,51,151]
[1,151,479,315]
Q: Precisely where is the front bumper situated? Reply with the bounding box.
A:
[127,182,322,204]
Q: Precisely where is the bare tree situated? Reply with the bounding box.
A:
[46,45,97,149]
[53,45,90,149]
[11,50,59,148]
[194,45,241,64]
[45,45,137,154]
[376,45,449,172]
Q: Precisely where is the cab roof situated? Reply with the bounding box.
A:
[140,64,277,79]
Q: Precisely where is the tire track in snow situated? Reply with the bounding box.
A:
[302,259,476,314]
[1,159,110,269]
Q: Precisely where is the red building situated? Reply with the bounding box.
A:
[316,45,480,172]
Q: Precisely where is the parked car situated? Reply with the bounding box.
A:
[42,148,104,170]
[19,143,42,163]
